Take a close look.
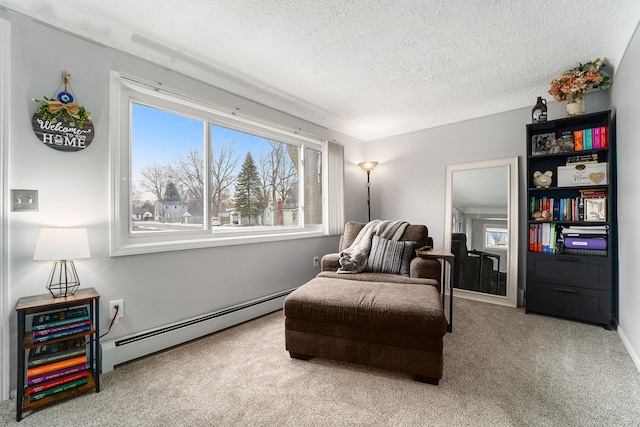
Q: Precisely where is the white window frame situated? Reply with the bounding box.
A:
[109,71,333,256]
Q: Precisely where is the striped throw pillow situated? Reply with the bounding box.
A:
[367,235,416,276]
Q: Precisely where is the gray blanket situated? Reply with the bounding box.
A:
[337,220,409,273]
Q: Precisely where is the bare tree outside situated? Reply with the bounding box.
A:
[487,231,508,248]
[140,163,173,201]
[211,142,239,218]
[257,141,300,225]
[173,148,205,212]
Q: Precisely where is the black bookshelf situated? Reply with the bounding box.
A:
[524,110,618,328]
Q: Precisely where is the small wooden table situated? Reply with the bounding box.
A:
[15,288,100,421]
[416,248,454,332]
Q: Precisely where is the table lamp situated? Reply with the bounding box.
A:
[33,227,90,297]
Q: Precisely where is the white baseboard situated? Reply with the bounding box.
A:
[618,325,640,373]
[100,289,293,373]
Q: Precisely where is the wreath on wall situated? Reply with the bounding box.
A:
[31,71,94,152]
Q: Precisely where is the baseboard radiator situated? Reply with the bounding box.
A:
[100,288,294,373]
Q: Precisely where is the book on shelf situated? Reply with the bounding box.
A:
[28,337,86,360]
[32,320,92,338]
[28,376,89,402]
[28,324,92,344]
[563,248,608,256]
[584,129,593,150]
[561,225,609,233]
[564,237,607,250]
[580,188,607,198]
[28,345,86,368]
[27,371,88,395]
[573,130,583,150]
[561,225,609,238]
[27,363,87,386]
[561,131,573,150]
[27,355,87,378]
[593,127,601,149]
[31,307,89,331]
[601,126,608,148]
[566,153,598,164]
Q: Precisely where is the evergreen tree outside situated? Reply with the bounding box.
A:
[234,152,266,224]
[163,181,181,201]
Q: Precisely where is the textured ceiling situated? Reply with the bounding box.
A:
[2,1,640,141]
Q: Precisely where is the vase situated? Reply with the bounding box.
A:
[566,99,584,116]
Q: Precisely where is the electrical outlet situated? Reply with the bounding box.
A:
[109,299,124,322]
[313,256,320,267]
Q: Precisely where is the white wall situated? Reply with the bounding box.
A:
[365,107,530,293]
[3,12,366,392]
[611,22,640,370]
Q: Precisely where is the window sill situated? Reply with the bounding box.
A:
[110,228,324,257]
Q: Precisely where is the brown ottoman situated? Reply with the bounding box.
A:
[284,276,446,384]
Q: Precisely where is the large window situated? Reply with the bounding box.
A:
[110,72,338,255]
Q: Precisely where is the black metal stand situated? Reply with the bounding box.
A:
[366,170,371,222]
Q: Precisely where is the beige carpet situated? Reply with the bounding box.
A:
[2,297,640,426]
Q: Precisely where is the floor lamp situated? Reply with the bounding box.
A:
[358,161,378,222]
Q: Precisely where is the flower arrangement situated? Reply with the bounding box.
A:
[548,58,611,104]
[33,92,91,128]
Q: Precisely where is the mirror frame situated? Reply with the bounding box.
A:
[443,156,519,307]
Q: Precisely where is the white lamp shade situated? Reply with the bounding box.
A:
[33,228,90,261]
[358,161,378,172]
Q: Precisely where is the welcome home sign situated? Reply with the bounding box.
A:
[32,112,94,152]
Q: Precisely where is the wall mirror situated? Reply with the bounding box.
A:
[443,157,519,307]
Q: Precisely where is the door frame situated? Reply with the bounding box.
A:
[1,15,11,401]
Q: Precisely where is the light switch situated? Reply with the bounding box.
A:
[11,189,38,212]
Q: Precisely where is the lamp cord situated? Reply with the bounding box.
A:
[99,305,119,339]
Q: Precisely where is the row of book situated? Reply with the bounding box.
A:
[529,224,609,255]
[569,126,609,151]
[566,153,598,165]
[26,307,90,402]
[530,190,608,223]
[529,222,558,253]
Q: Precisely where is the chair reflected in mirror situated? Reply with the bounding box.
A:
[451,233,505,295]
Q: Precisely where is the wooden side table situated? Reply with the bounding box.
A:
[16,287,100,421]
[416,248,454,332]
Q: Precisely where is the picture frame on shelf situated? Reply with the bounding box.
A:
[585,197,607,221]
[531,132,557,156]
